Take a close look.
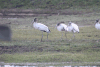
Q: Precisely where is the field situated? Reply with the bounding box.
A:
[0,8,100,64]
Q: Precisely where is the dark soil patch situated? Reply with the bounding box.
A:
[0,45,43,54]
[0,9,92,18]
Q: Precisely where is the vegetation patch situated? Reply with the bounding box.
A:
[0,0,100,9]
[0,9,100,63]
[0,26,100,62]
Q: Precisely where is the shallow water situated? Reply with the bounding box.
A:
[0,62,100,67]
[0,65,99,67]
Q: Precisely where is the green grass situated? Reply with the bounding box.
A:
[0,11,100,63]
[1,0,100,9]
[1,51,100,63]
[11,26,100,41]
[0,26,100,62]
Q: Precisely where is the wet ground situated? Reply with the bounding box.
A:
[0,45,43,54]
[0,62,100,67]
[0,9,93,18]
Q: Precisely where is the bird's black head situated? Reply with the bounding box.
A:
[68,22,72,26]
[34,18,37,22]
[57,22,65,26]
[96,19,99,23]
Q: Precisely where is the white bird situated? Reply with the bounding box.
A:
[32,18,50,41]
[56,22,68,40]
[67,22,79,40]
[95,19,100,30]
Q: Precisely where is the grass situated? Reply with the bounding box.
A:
[12,26,100,41]
[0,26,100,63]
[1,51,100,63]
[0,10,100,63]
[1,0,100,9]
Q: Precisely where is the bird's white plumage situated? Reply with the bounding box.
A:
[67,22,79,40]
[67,22,79,33]
[32,18,50,41]
[95,20,100,30]
[57,23,68,31]
[33,22,50,33]
[56,22,67,40]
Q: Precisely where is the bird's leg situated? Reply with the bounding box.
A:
[41,31,43,42]
[65,31,67,39]
[73,32,75,40]
[70,31,75,41]
[61,32,63,40]
[71,32,75,40]
[47,33,48,41]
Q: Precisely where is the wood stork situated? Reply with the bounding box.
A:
[32,18,50,41]
[95,19,100,30]
[56,22,68,40]
[67,22,79,40]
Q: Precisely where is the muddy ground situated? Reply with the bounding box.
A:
[0,45,44,54]
[0,9,93,18]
